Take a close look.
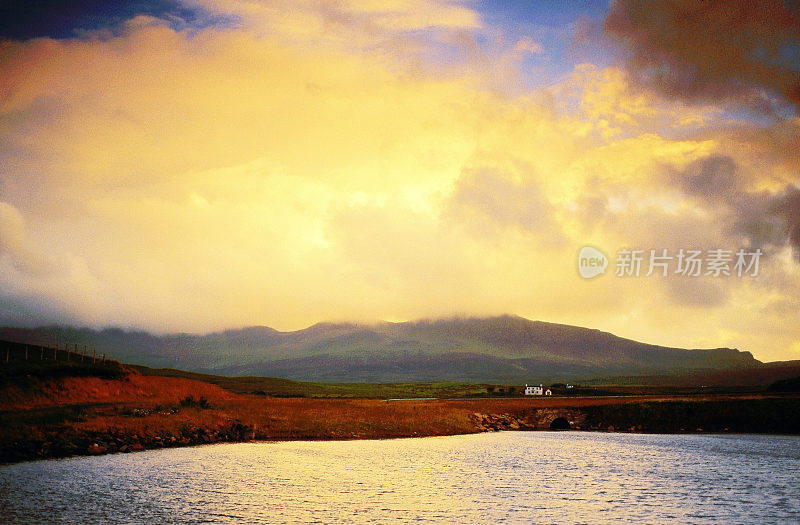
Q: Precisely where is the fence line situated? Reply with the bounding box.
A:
[0,340,114,367]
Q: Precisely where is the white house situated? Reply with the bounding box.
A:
[525,384,553,396]
[525,384,543,395]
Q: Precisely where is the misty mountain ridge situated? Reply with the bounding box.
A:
[0,315,765,383]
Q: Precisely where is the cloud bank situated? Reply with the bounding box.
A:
[1,0,798,361]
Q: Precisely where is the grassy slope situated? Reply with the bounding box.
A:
[1,371,239,411]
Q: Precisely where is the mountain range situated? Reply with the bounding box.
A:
[4,315,795,384]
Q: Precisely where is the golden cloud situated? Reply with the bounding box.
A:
[0,0,798,360]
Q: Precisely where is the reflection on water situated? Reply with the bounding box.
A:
[1,432,799,523]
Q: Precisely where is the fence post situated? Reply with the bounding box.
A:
[92,347,96,363]
[53,344,57,361]
[40,345,44,361]
[102,353,106,363]
[25,345,28,361]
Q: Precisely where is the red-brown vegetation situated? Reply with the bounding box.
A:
[2,367,799,464]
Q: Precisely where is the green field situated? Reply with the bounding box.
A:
[131,364,495,398]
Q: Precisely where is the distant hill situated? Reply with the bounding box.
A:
[0,315,782,384]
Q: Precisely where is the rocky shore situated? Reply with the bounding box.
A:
[1,418,257,463]
[472,396,800,434]
[2,395,799,464]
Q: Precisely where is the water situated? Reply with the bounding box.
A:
[1,432,798,524]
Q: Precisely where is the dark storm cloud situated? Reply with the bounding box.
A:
[675,155,800,256]
[680,155,742,203]
[0,0,211,40]
[766,187,800,252]
[604,0,800,113]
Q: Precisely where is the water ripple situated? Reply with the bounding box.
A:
[1,432,798,524]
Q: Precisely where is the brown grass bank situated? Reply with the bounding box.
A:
[2,362,799,463]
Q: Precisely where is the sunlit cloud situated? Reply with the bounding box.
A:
[0,0,798,361]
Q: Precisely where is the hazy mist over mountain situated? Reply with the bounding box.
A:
[0,315,764,383]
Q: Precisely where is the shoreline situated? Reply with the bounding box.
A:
[8,428,800,468]
[3,394,799,465]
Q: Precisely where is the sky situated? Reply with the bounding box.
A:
[0,0,799,361]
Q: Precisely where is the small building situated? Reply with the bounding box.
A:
[525,384,543,396]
